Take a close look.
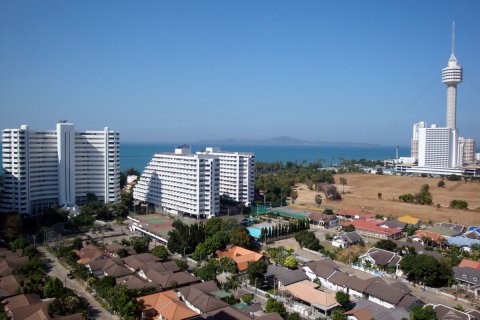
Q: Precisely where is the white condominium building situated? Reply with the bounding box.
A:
[458,137,476,166]
[410,121,426,159]
[133,146,220,218]
[198,147,255,205]
[418,124,457,168]
[1,122,120,215]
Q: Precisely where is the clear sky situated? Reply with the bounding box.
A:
[0,1,479,145]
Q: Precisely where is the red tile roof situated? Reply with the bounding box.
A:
[343,219,402,235]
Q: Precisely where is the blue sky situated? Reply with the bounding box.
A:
[0,1,479,145]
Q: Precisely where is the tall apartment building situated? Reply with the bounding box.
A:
[197,147,255,205]
[418,125,457,168]
[1,122,120,215]
[133,146,220,218]
[411,121,426,159]
[458,137,476,166]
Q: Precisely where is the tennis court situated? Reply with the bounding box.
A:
[133,214,175,238]
[271,207,310,219]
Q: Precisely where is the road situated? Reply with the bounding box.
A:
[39,246,119,320]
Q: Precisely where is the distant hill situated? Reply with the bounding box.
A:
[196,136,378,147]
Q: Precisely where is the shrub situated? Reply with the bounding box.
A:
[450,200,468,209]
[241,293,254,304]
[446,174,461,181]
[438,180,445,188]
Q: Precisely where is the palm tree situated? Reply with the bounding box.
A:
[223,276,241,293]
[290,191,298,204]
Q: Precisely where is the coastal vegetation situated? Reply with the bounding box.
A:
[450,200,469,209]
[399,184,433,205]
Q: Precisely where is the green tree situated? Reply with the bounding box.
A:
[43,277,65,298]
[265,298,286,315]
[218,257,238,274]
[438,180,445,188]
[400,254,452,287]
[288,313,301,320]
[283,256,298,269]
[10,236,29,251]
[205,217,224,237]
[343,224,355,232]
[339,177,347,194]
[246,260,268,286]
[1,213,22,241]
[335,291,350,308]
[375,240,398,252]
[315,194,323,208]
[116,248,129,258]
[175,259,188,271]
[151,245,169,260]
[193,261,219,281]
[130,236,150,253]
[290,190,298,204]
[241,293,254,304]
[410,305,436,320]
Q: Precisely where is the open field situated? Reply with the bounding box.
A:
[294,173,480,225]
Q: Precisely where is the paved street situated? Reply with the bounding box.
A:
[39,247,119,320]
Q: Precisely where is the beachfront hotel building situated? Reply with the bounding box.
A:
[1,122,120,215]
[133,146,220,218]
[197,147,255,205]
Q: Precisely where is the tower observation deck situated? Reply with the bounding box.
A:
[442,22,462,130]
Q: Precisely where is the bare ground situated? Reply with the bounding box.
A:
[294,173,480,225]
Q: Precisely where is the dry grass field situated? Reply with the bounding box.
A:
[294,173,480,225]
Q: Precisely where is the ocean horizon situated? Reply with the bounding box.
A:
[120,143,410,171]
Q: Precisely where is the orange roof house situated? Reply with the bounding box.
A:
[458,259,480,270]
[279,280,339,312]
[216,246,264,271]
[415,230,444,244]
[137,290,198,320]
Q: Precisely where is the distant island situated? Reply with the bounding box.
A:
[196,136,379,147]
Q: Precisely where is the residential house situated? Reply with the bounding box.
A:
[105,243,135,257]
[336,211,376,220]
[324,271,350,292]
[123,253,160,271]
[331,232,364,248]
[254,313,284,320]
[177,281,229,314]
[0,275,21,298]
[413,230,445,245]
[423,225,462,239]
[303,259,339,286]
[364,281,420,309]
[344,299,409,320]
[393,240,444,261]
[436,222,465,234]
[140,268,199,291]
[453,266,480,296]
[279,280,339,316]
[215,246,265,272]
[308,211,340,228]
[357,248,402,275]
[74,244,108,265]
[380,220,408,231]
[344,276,386,300]
[342,219,403,240]
[0,255,29,277]
[116,274,160,291]
[2,293,84,320]
[265,265,308,288]
[204,306,252,320]
[447,236,480,252]
[425,304,477,320]
[137,290,199,320]
[87,257,132,278]
[458,259,480,270]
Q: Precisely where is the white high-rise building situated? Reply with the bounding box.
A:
[458,137,476,166]
[418,124,457,168]
[133,146,220,218]
[197,147,255,205]
[1,122,120,215]
[411,121,426,159]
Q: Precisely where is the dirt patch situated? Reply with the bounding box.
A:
[295,173,480,225]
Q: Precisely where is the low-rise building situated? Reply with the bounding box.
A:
[279,280,339,317]
[177,281,229,314]
[0,275,20,298]
[343,219,403,240]
[425,304,478,320]
[356,248,402,275]
[303,259,339,286]
[74,244,108,265]
[0,255,29,277]
[364,281,420,309]
[453,266,480,296]
[265,265,308,288]
[344,299,410,320]
[137,290,199,320]
[87,257,132,278]
[331,231,364,248]
[215,246,265,272]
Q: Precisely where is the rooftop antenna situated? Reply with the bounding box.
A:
[451,21,456,57]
